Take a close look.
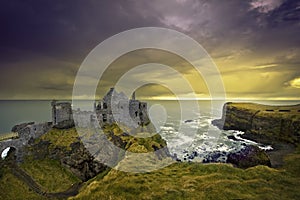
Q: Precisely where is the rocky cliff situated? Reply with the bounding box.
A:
[23,123,170,181]
[213,102,300,144]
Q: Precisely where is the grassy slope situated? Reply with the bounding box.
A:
[38,127,80,150]
[0,127,81,198]
[71,146,300,200]
[71,165,300,200]
[20,128,81,193]
[21,158,81,193]
[0,124,167,198]
[0,167,48,200]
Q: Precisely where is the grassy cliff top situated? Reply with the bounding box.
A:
[226,102,300,121]
[71,146,300,200]
[227,102,300,112]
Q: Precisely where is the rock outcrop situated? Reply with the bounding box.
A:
[212,102,300,144]
[24,123,170,181]
[227,145,271,168]
[27,138,106,181]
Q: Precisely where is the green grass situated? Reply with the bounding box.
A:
[102,123,167,153]
[228,102,300,111]
[38,127,80,150]
[0,167,47,200]
[71,164,300,200]
[71,149,300,200]
[283,145,300,177]
[21,158,81,193]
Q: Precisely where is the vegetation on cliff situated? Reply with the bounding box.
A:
[0,166,47,200]
[213,102,300,144]
[21,158,80,193]
[1,108,300,199]
[71,146,300,200]
[0,123,170,199]
[227,145,271,168]
[102,123,168,153]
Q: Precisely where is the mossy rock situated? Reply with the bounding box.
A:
[227,145,271,168]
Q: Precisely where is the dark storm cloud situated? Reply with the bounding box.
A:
[0,0,299,99]
[0,0,164,63]
[1,0,298,61]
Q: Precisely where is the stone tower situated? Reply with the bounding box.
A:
[51,100,74,129]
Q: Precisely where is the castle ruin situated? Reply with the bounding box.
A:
[95,88,150,127]
[0,88,150,161]
[51,88,150,129]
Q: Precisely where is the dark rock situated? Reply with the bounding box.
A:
[11,122,34,132]
[203,151,227,163]
[211,119,224,129]
[27,138,107,181]
[60,142,107,181]
[187,151,198,160]
[227,145,271,168]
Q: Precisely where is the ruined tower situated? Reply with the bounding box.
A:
[95,88,150,126]
[51,100,74,129]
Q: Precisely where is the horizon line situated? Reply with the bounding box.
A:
[1,98,300,101]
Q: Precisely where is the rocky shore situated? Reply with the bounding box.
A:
[212,102,300,168]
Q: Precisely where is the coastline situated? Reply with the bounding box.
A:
[240,132,296,168]
[213,102,300,168]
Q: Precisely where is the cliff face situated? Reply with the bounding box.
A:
[24,124,170,181]
[213,102,300,144]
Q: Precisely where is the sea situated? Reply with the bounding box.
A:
[1,100,299,162]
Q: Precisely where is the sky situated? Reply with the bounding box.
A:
[0,0,300,100]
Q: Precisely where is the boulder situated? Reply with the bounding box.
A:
[227,145,271,168]
[11,122,34,132]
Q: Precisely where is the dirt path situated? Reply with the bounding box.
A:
[10,163,82,199]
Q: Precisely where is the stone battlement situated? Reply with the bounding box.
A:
[94,88,150,127]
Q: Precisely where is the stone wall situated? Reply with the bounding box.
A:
[0,122,52,162]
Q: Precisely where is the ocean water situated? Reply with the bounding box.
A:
[0,100,52,133]
[1,99,299,161]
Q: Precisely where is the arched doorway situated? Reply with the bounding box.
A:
[1,147,17,160]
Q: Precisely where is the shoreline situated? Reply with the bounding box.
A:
[240,132,296,168]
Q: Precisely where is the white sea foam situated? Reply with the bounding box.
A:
[259,145,273,151]
[159,115,274,162]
